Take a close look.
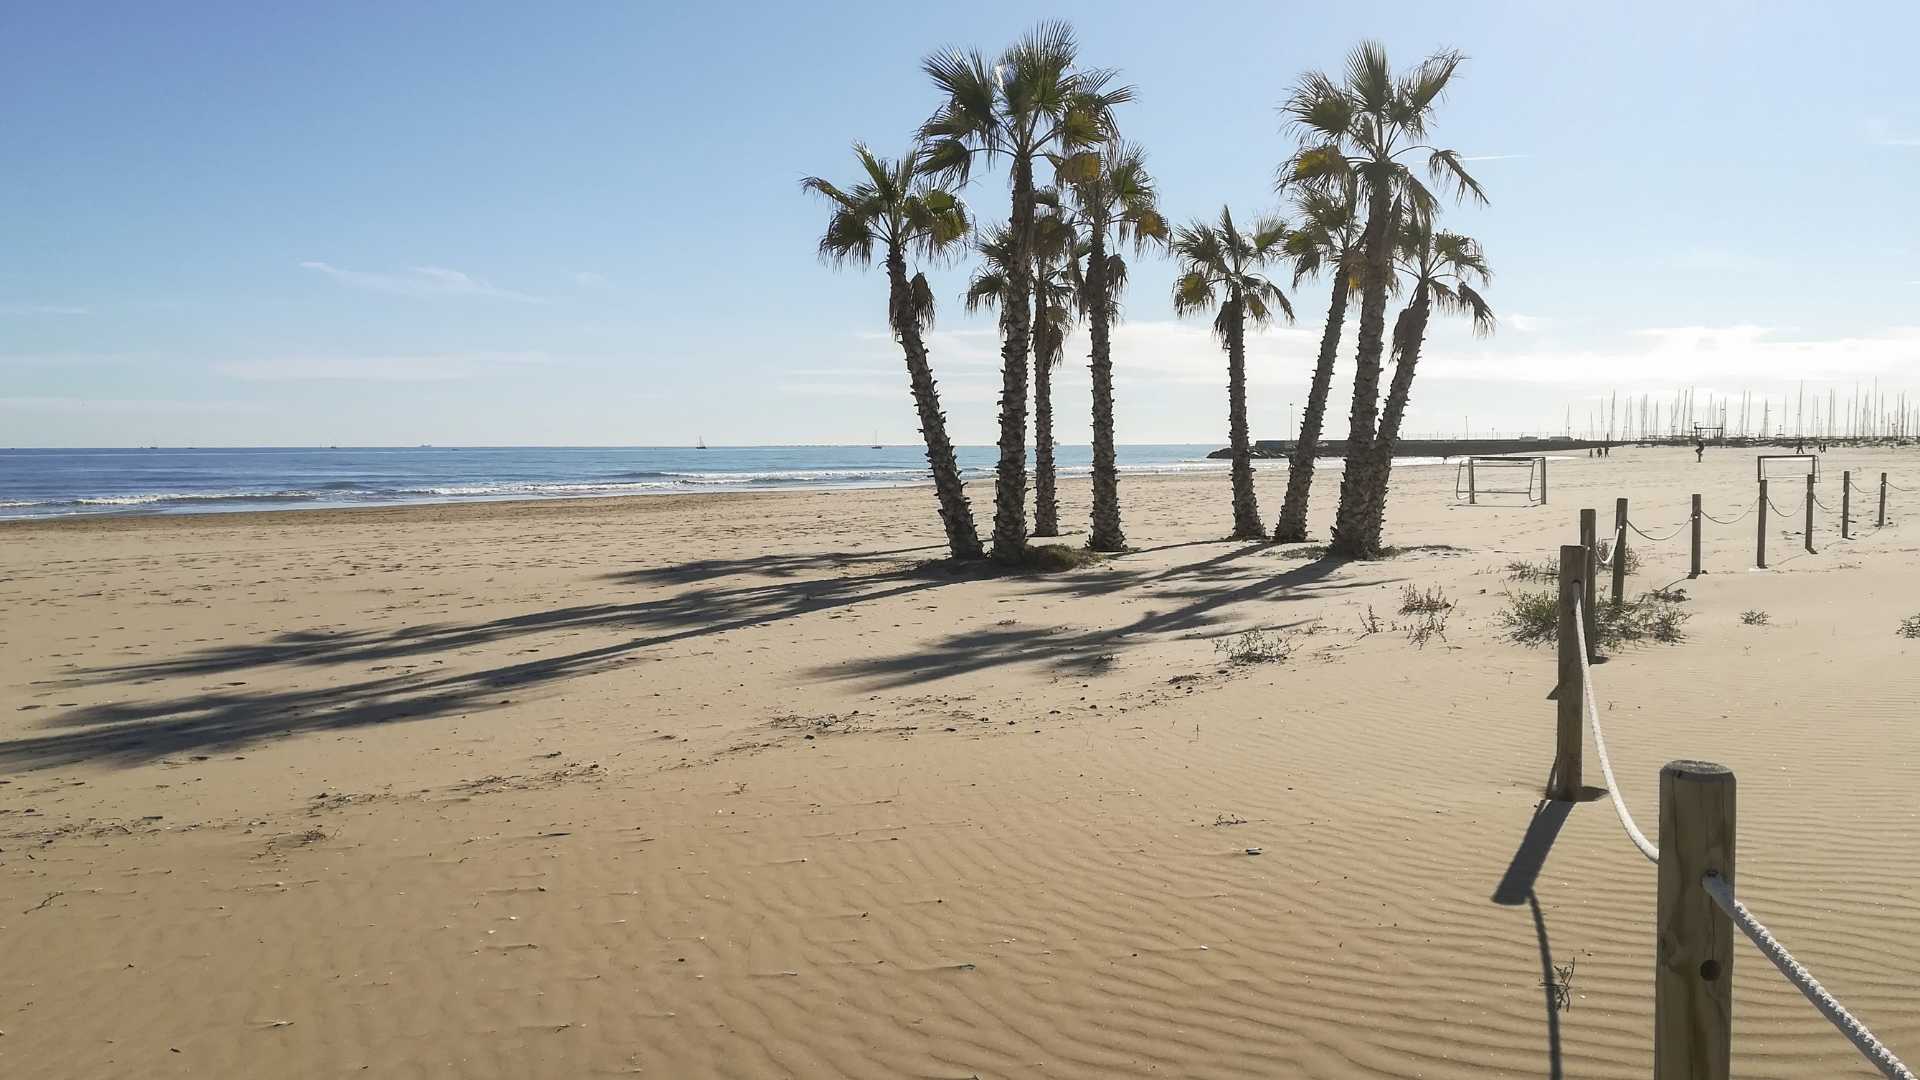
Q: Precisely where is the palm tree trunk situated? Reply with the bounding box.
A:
[1086,230,1125,551]
[887,250,981,559]
[1272,273,1348,542]
[1227,299,1263,539]
[1032,276,1059,537]
[991,156,1035,561]
[1328,186,1395,559]
[1358,291,1431,550]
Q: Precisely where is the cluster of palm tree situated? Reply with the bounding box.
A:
[805,28,1493,565]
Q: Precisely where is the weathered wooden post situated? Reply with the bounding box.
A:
[1756,478,1768,569]
[1654,760,1736,1080]
[1613,497,1630,604]
[1689,494,1702,578]
[1880,471,1889,528]
[1842,470,1852,539]
[1539,456,1548,504]
[1552,545,1585,801]
[1467,458,1478,505]
[1804,473,1816,554]
[1579,508,1599,658]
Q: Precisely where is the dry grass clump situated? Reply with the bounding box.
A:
[1215,629,1292,664]
[1740,609,1770,626]
[1012,544,1105,572]
[1899,614,1920,639]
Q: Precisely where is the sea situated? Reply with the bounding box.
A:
[0,444,1329,521]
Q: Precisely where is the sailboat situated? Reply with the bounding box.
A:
[869,429,882,450]
[696,435,707,450]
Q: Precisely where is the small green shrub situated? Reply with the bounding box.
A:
[1498,589,1559,645]
[1499,590,1691,647]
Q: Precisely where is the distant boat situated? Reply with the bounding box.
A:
[696,436,708,450]
[869,430,882,449]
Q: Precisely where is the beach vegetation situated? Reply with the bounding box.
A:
[1499,589,1691,647]
[1352,219,1493,546]
[1740,609,1770,626]
[1216,628,1293,664]
[802,145,983,559]
[1900,614,1920,639]
[920,21,1129,562]
[1272,176,1364,543]
[1170,208,1294,539]
[964,210,1079,538]
[1061,140,1169,551]
[1278,43,1486,560]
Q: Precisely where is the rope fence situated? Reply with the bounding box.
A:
[1547,485,1915,1075]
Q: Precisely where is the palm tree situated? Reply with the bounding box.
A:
[1355,222,1493,547]
[1029,205,1079,536]
[921,21,1129,562]
[1270,177,1363,543]
[802,144,982,560]
[1282,43,1485,559]
[1064,141,1168,551]
[964,216,1077,537]
[1171,208,1294,540]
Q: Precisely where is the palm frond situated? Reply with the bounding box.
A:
[1426,149,1487,206]
[909,271,938,332]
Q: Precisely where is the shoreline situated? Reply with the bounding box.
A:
[0,454,1467,527]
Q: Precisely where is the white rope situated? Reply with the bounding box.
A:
[1571,594,1659,864]
[1700,873,1917,1080]
[1627,517,1688,543]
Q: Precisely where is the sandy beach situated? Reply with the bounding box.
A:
[4,446,1918,1078]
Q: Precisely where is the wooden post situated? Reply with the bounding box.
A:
[1689,494,1702,578]
[1880,472,1889,528]
[1654,760,1736,1080]
[1842,470,1851,539]
[1552,545,1585,801]
[1612,497,1629,605]
[1539,456,1548,504]
[1468,458,1477,505]
[1579,508,1599,658]
[1804,473,1816,554]
[1756,478,1768,569]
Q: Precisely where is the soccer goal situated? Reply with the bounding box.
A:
[1756,453,1819,482]
[1692,424,1725,445]
[1455,455,1547,505]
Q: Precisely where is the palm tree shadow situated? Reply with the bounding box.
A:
[7,554,983,770]
[810,554,1396,686]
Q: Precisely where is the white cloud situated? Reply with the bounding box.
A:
[0,396,259,415]
[572,271,612,288]
[1425,324,1920,384]
[298,261,544,303]
[0,303,88,316]
[216,352,552,382]
[1505,313,1551,332]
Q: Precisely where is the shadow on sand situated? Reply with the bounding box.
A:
[4,544,1391,770]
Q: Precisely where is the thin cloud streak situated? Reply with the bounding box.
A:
[298,261,545,303]
[217,353,552,382]
[1460,153,1531,161]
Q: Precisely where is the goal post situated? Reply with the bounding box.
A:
[1692,424,1725,445]
[1456,455,1547,506]
[1756,453,1819,482]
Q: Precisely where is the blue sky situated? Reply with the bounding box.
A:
[3,0,1916,447]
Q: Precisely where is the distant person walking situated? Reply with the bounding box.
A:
[1694,439,1705,462]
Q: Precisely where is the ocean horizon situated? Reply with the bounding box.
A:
[0,445,1460,521]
